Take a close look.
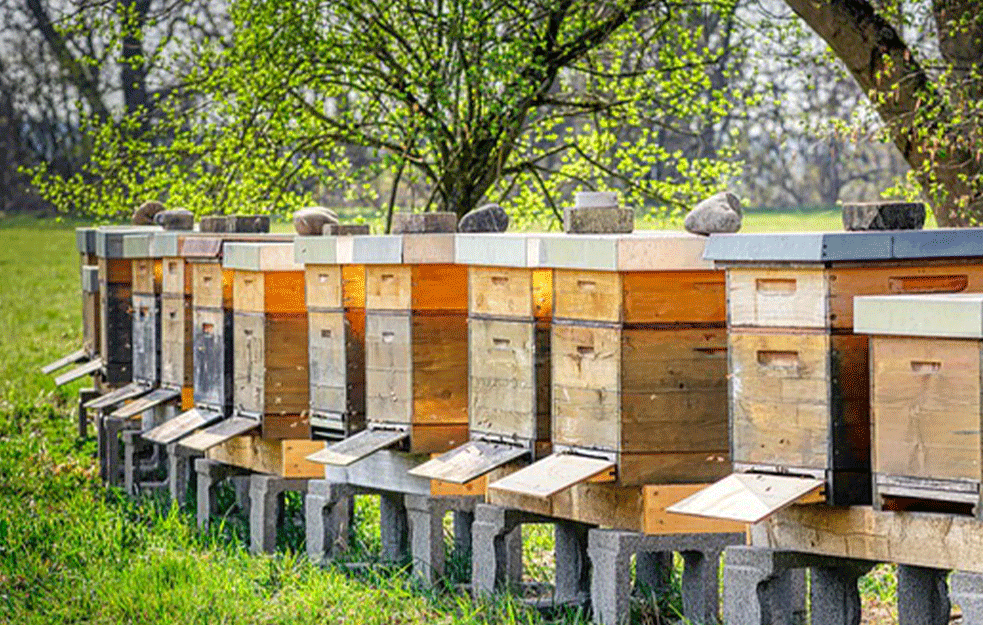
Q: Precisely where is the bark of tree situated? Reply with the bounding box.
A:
[784,0,983,226]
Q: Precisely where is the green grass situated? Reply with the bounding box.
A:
[0,213,902,624]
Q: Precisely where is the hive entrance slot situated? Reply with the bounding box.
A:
[756,278,797,294]
[889,274,968,293]
[757,350,798,368]
[910,360,942,374]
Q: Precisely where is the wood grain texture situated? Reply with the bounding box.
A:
[553,270,622,323]
[192,263,233,309]
[305,265,343,309]
[365,265,412,310]
[160,295,193,388]
[365,312,412,424]
[644,484,748,534]
[622,271,725,324]
[131,259,160,295]
[411,264,468,312]
[487,480,645,531]
[82,291,100,357]
[412,314,468,425]
[872,336,982,481]
[470,266,535,319]
[469,318,537,440]
[162,257,191,296]
[207,435,325,477]
[488,453,616,499]
[309,310,365,418]
[98,257,132,284]
[666,473,824,524]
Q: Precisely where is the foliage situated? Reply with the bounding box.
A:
[31,0,748,225]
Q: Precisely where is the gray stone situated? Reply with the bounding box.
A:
[323,223,371,236]
[842,202,925,231]
[458,204,509,233]
[897,565,950,625]
[722,547,809,625]
[305,480,353,563]
[684,191,742,236]
[391,211,457,234]
[810,562,874,625]
[404,494,478,586]
[199,215,229,233]
[590,528,744,625]
[249,474,309,554]
[166,442,200,506]
[293,207,339,235]
[226,215,270,233]
[154,209,194,231]
[951,571,983,625]
[78,388,99,439]
[470,503,532,596]
[379,492,409,563]
[194,458,250,530]
[132,201,165,225]
[554,520,591,605]
[575,191,619,208]
[563,207,634,234]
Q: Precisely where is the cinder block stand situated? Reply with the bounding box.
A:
[249,474,310,554]
[305,480,354,564]
[194,457,252,530]
[589,529,744,625]
[951,571,983,625]
[404,494,478,587]
[78,388,99,439]
[166,442,201,506]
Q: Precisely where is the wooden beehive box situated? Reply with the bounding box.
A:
[668,229,983,524]
[152,232,196,410]
[76,227,98,270]
[411,234,553,484]
[488,233,730,503]
[294,235,366,440]
[81,266,101,362]
[224,241,309,439]
[858,293,983,515]
[309,233,469,466]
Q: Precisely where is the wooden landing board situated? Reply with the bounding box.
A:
[750,505,983,573]
[306,428,409,466]
[179,416,260,452]
[143,407,223,445]
[84,382,149,410]
[666,473,824,524]
[111,387,181,419]
[54,358,103,386]
[408,441,529,484]
[488,453,615,499]
[42,348,88,374]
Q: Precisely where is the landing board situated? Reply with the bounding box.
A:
[487,453,615,499]
[666,473,824,524]
[179,416,260,452]
[54,358,103,386]
[111,387,181,419]
[42,348,88,374]
[409,441,529,483]
[306,428,409,466]
[143,407,224,444]
[84,382,149,410]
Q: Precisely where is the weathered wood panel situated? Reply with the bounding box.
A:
[161,295,193,388]
[872,336,982,482]
[622,271,726,324]
[470,266,536,319]
[469,318,537,440]
[192,263,233,309]
[100,282,133,364]
[412,313,468,425]
[162,257,191,296]
[82,291,101,357]
[365,312,412,424]
[207,435,325,478]
[132,258,160,295]
[365,265,412,310]
[553,270,622,323]
[306,265,343,309]
[263,313,310,417]
[194,307,233,410]
[131,293,159,384]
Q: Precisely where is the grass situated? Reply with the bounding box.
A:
[0,212,905,624]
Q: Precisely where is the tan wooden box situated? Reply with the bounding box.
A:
[858,293,983,515]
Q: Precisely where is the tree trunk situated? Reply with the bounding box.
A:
[784,0,983,226]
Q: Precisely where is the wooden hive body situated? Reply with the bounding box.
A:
[127,234,163,388]
[81,265,101,361]
[668,230,983,525]
[858,293,983,516]
[226,242,310,440]
[295,236,367,440]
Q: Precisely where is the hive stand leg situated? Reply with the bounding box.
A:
[404,494,447,587]
[681,549,725,624]
[951,571,983,625]
[809,561,875,625]
[554,520,591,606]
[635,551,672,598]
[723,546,809,625]
[453,509,474,565]
[96,410,108,481]
[897,565,950,625]
[166,443,200,506]
[379,492,409,564]
[78,388,99,439]
[103,416,135,488]
[305,480,353,564]
[123,430,139,496]
[194,458,249,530]
[249,475,309,555]
[587,529,634,625]
[469,503,530,596]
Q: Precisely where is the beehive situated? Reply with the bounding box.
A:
[145,234,292,447]
[487,233,730,502]
[669,229,983,524]
[411,234,553,484]
[294,235,366,440]
[152,232,196,411]
[858,293,983,515]
[309,233,469,466]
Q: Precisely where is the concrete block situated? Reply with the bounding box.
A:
[404,494,478,587]
[563,206,634,234]
[100,415,139,487]
[854,293,983,339]
[194,458,250,530]
[842,201,925,231]
[249,474,309,554]
[554,520,591,606]
[470,503,532,596]
[722,546,809,625]
[391,212,457,234]
[380,492,409,563]
[166,442,200,506]
[590,529,743,625]
[810,562,874,625]
[305,480,353,564]
[951,571,983,625]
[897,565,950,625]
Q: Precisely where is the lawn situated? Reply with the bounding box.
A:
[0,213,901,624]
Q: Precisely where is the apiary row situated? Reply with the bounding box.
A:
[51,225,983,532]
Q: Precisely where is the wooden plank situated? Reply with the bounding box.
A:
[192,263,233,309]
[342,265,365,309]
[872,336,982,481]
[262,313,309,416]
[365,265,412,310]
[206,436,326,478]
[143,407,223,444]
[470,266,535,319]
[552,323,620,451]
[111,387,181,419]
[233,312,266,415]
[728,267,828,329]
[617,451,732,486]
[82,291,100,356]
[409,423,469,454]
[666,473,824,524]
[233,270,265,312]
[469,318,537,441]
[553,270,622,323]
[131,258,158,295]
[488,453,616,499]
[409,441,529,483]
[642,484,747,535]
[412,314,468,425]
[162,257,190,296]
[749,505,983,574]
[55,358,103,386]
[305,265,343,309]
[622,271,726,324]
[263,271,307,313]
[487,479,646,531]
[179,416,260,452]
[309,310,363,416]
[193,307,232,410]
[306,427,409,466]
[84,382,149,410]
[160,295,193,388]
[42,348,88,375]
[365,312,412,424]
